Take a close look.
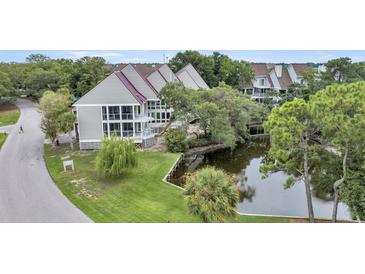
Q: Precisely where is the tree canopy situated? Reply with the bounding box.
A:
[160,82,262,148]
[168,51,255,89]
[310,81,365,221]
[38,88,75,146]
[0,54,109,100]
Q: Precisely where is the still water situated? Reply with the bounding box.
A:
[172,141,352,220]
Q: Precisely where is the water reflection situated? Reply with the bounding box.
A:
[171,140,352,220]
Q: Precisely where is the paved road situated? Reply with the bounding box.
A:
[0,99,91,222]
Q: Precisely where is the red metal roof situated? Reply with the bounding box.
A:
[114,71,146,104]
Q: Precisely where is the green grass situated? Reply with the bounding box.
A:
[0,133,7,149]
[44,144,288,223]
[0,110,20,127]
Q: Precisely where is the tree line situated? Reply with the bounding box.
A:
[0,53,109,104]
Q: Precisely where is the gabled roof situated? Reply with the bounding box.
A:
[176,69,200,89]
[114,71,146,104]
[251,63,274,87]
[176,63,209,89]
[75,63,209,106]
[158,64,178,83]
[146,70,168,92]
[276,68,292,90]
[120,64,159,100]
[291,64,311,76]
[73,73,143,106]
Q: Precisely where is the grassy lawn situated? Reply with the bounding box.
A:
[0,133,7,149]
[44,144,288,223]
[0,107,20,127]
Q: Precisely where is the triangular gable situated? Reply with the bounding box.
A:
[73,73,141,106]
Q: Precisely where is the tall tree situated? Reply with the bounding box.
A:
[311,81,365,222]
[320,57,362,85]
[26,54,50,63]
[38,88,75,146]
[0,71,19,104]
[261,99,319,222]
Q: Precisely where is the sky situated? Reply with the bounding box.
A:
[1,50,365,64]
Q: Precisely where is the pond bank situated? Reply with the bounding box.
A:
[172,140,353,221]
[184,143,226,156]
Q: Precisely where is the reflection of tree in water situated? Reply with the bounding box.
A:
[236,169,256,203]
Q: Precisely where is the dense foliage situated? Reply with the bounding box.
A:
[0,54,109,99]
[262,81,365,221]
[38,88,75,146]
[184,167,239,222]
[310,81,365,221]
[164,128,188,153]
[168,51,255,88]
[0,71,19,104]
[96,136,137,177]
[160,82,261,149]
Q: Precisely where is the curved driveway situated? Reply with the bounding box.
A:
[0,99,91,222]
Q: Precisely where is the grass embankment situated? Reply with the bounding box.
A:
[0,105,20,127]
[0,133,7,149]
[44,144,288,223]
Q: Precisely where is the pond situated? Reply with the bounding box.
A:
[171,140,352,221]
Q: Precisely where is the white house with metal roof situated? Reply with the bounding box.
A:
[73,63,208,149]
[244,63,312,103]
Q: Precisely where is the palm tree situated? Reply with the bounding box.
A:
[184,167,239,222]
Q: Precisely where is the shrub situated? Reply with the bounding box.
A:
[96,136,137,177]
[164,128,188,152]
[184,167,239,222]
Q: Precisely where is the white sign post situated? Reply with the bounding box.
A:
[63,160,75,172]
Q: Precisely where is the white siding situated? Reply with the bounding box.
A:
[122,64,158,99]
[287,65,298,83]
[269,70,281,90]
[77,106,102,140]
[74,74,140,105]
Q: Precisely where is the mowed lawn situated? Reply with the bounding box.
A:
[0,107,20,127]
[0,133,7,149]
[44,144,288,223]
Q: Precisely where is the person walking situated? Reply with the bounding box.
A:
[19,125,24,134]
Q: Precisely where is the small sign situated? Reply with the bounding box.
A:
[63,160,75,172]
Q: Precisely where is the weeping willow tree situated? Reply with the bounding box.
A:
[96,135,137,177]
[184,167,239,222]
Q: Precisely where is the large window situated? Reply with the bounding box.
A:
[103,123,108,137]
[134,105,141,116]
[135,122,141,135]
[108,106,120,120]
[102,106,107,120]
[148,101,155,110]
[122,106,133,120]
[122,123,134,137]
[259,78,265,86]
[109,123,121,136]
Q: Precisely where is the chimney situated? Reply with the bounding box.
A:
[275,65,282,77]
